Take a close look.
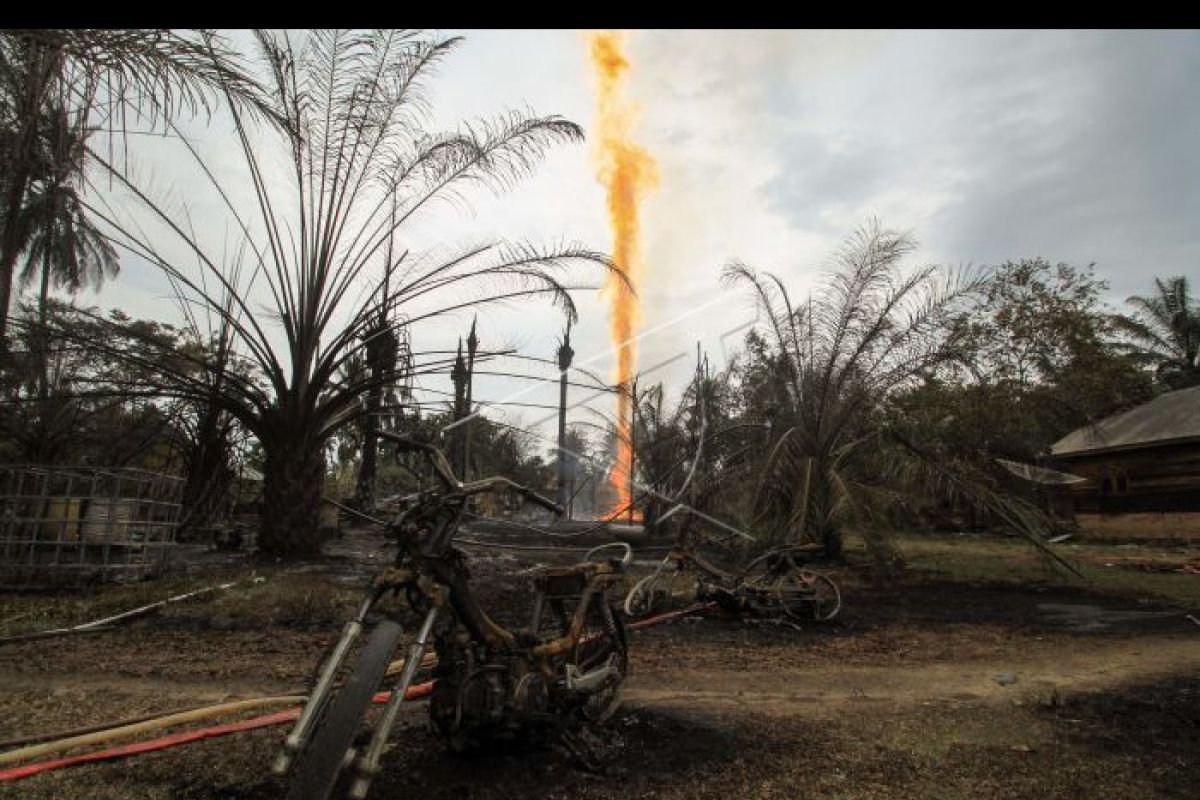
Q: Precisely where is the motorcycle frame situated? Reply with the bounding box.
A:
[277,430,627,798]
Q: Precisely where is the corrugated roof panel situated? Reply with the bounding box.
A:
[1051,385,1200,456]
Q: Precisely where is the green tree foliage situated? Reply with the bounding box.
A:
[12,98,119,403]
[0,301,184,466]
[469,417,554,494]
[15,101,118,313]
[336,407,553,506]
[627,357,748,539]
[0,29,272,348]
[916,258,1153,463]
[722,221,988,559]
[681,224,1082,578]
[1111,276,1200,390]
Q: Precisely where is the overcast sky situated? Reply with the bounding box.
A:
[84,29,1200,454]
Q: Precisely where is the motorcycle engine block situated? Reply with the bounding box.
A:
[429,637,558,743]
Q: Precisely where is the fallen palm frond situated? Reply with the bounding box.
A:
[884,429,1082,577]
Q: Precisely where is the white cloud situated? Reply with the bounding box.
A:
[67,29,1200,456]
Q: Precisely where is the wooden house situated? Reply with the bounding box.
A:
[1051,386,1200,538]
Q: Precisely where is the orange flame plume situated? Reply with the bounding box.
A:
[588,30,658,522]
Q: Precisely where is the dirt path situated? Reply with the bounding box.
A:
[2,547,1198,800]
[627,634,1200,717]
[2,607,1195,745]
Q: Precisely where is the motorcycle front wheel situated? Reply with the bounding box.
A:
[285,619,403,800]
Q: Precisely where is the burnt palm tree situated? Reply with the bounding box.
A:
[70,30,616,555]
[725,221,1074,570]
[1112,276,1200,390]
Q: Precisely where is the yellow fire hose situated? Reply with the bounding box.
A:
[0,696,306,767]
[0,653,436,766]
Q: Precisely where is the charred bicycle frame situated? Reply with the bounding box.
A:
[625,541,842,622]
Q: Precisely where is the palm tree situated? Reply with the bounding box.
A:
[15,101,117,398]
[65,30,617,556]
[724,221,1073,570]
[0,28,274,349]
[1111,276,1200,390]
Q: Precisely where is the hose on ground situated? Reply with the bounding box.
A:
[0,696,307,767]
[0,683,434,784]
[0,602,714,784]
[0,652,437,762]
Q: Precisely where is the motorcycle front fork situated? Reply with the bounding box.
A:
[348,604,439,799]
[272,590,442,800]
[273,588,383,776]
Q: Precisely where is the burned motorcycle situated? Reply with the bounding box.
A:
[273,432,631,800]
[624,541,841,622]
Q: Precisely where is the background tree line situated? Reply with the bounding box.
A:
[625,244,1196,566]
[1,29,1196,561]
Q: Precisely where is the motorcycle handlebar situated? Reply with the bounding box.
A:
[459,477,564,517]
[378,431,458,489]
[379,430,563,516]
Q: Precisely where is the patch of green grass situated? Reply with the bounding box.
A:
[0,572,238,638]
[848,532,1200,609]
[0,568,363,638]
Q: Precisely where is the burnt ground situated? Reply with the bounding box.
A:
[0,526,1198,799]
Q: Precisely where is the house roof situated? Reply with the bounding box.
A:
[1051,385,1200,457]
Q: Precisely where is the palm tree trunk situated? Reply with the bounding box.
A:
[259,431,326,556]
[353,381,382,513]
[179,400,231,536]
[0,166,33,353]
[810,479,844,559]
[36,247,51,398]
[795,457,813,541]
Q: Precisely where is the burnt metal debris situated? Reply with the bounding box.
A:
[275,432,632,800]
[625,539,842,623]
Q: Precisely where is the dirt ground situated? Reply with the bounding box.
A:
[0,529,1197,800]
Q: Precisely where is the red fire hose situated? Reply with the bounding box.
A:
[0,683,433,784]
[0,603,714,784]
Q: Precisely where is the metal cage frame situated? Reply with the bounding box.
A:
[0,465,183,585]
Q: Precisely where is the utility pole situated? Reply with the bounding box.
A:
[450,338,468,477]
[555,321,574,516]
[463,317,478,482]
[628,375,638,526]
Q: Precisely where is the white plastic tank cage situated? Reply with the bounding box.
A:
[0,466,184,585]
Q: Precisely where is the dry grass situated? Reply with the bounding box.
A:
[850,532,1200,609]
[0,569,361,639]
[0,573,235,639]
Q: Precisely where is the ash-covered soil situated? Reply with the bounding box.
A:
[1,525,1197,799]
